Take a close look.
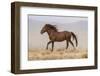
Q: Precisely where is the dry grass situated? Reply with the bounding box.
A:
[28,48,88,60]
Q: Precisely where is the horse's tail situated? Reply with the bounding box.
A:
[71,32,78,47]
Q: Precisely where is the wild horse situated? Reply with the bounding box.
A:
[41,24,78,52]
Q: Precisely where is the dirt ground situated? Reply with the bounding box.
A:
[28,48,88,60]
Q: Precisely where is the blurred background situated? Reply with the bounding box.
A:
[28,15,88,50]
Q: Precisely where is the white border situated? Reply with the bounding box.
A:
[20,7,95,70]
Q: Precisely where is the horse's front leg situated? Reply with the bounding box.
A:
[51,41,54,52]
[46,41,52,50]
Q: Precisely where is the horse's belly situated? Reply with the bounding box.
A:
[55,38,65,42]
[50,32,66,41]
[55,35,66,41]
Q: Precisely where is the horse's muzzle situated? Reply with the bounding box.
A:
[41,31,43,34]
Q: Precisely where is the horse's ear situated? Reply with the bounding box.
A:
[45,24,49,26]
[44,24,47,27]
[47,24,50,26]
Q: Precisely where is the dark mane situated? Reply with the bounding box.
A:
[46,24,58,32]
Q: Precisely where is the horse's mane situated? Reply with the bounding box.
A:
[46,24,58,32]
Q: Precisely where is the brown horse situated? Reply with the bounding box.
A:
[41,24,78,52]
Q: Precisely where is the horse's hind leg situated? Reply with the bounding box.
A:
[66,40,69,49]
[69,40,74,47]
[46,41,52,50]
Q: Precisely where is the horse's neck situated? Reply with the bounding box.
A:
[47,30,56,36]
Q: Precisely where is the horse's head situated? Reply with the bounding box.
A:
[41,24,49,34]
[41,24,58,34]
